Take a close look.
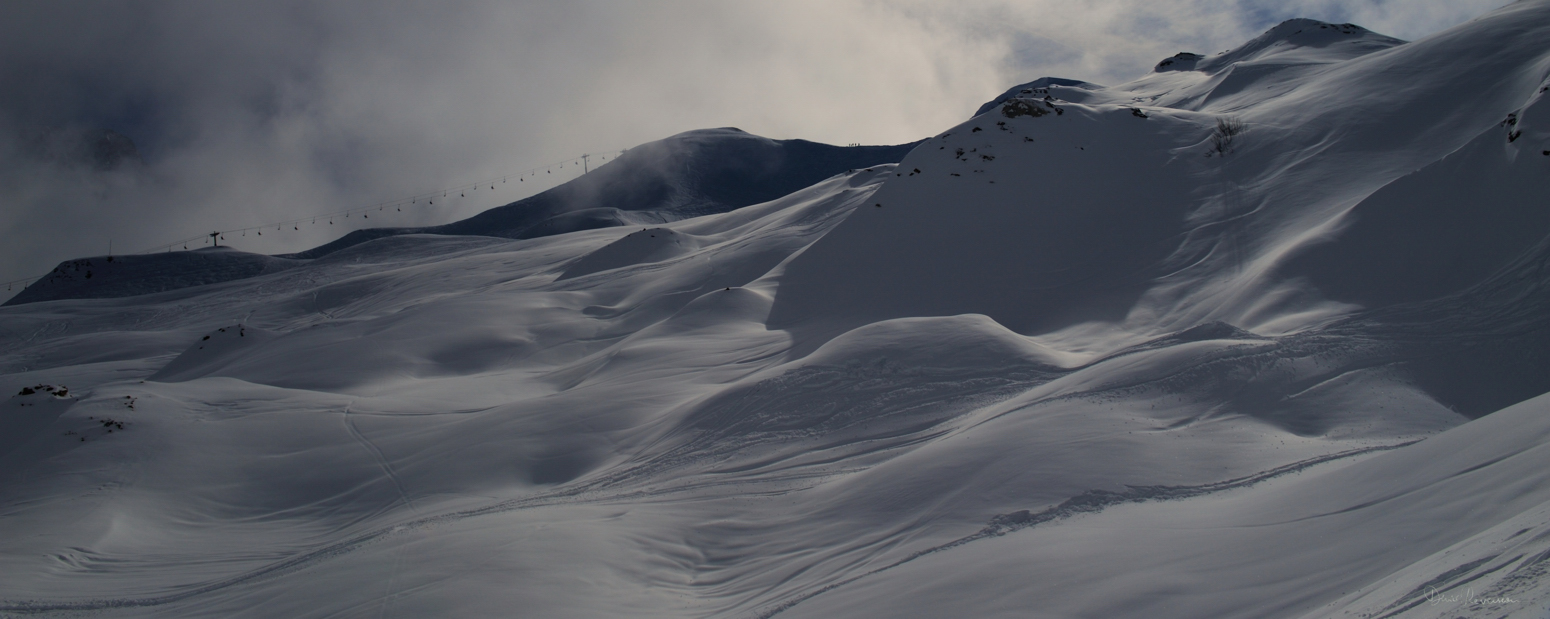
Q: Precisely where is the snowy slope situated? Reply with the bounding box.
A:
[775,5,1550,338]
[784,391,1550,619]
[3,4,1550,619]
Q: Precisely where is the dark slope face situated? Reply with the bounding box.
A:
[288,128,920,259]
[2,248,301,306]
[1280,118,1550,308]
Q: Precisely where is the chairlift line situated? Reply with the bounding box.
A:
[4,149,625,293]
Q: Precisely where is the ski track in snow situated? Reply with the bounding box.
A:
[752,441,1415,618]
[342,400,415,514]
[0,443,1409,616]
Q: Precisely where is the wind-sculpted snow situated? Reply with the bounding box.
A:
[591,316,1068,489]
[557,227,704,281]
[777,392,1550,619]
[1282,80,1550,308]
[5,5,1550,619]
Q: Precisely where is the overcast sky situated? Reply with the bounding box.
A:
[0,0,1509,286]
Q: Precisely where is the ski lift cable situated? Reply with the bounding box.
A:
[126,149,625,255]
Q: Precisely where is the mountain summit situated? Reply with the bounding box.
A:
[286,128,919,259]
[1157,18,1406,73]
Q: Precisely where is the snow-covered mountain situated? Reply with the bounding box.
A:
[3,4,1550,618]
[5,128,916,306]
[288,128,920,259]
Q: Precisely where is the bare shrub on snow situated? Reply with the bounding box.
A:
[1210,116,1245,156]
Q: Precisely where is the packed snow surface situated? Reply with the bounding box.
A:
[5,4,1550,618]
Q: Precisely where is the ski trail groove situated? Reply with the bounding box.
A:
[346,399,417,619]
[343,400,415,513]
[0,466,839,614]
[752,441,1418,618]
